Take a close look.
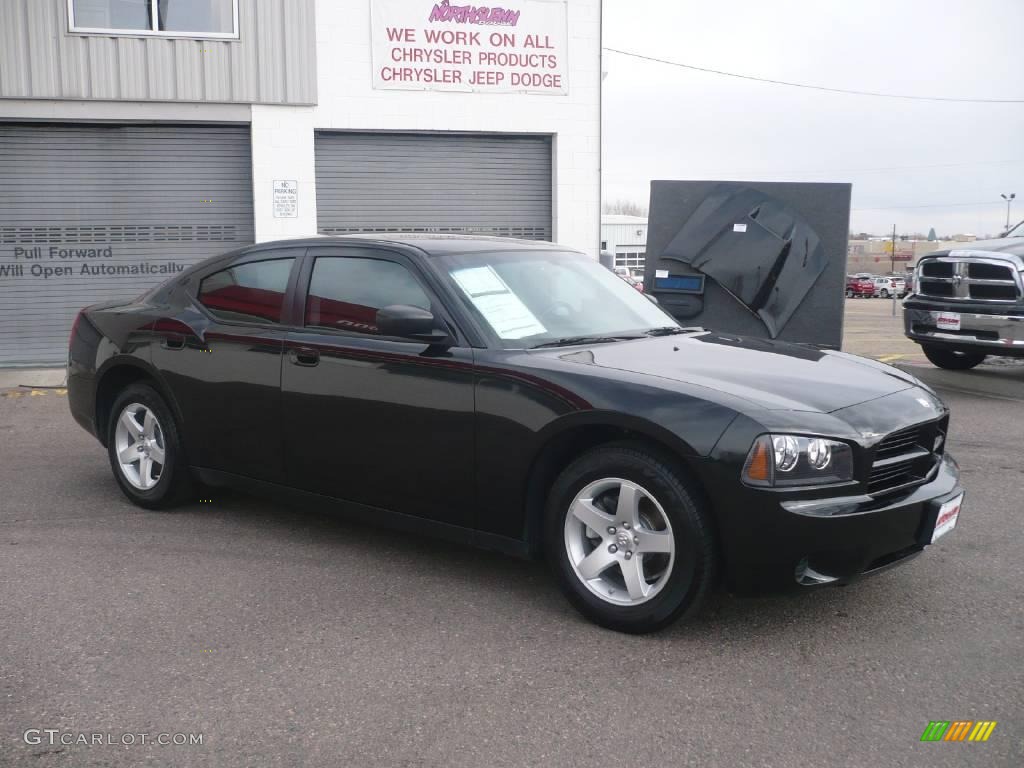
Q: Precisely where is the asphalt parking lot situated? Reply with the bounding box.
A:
[1,317,1022,767]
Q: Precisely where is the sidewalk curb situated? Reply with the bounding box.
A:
[0,367,67,390]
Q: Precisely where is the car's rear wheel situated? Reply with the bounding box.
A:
[880,289,890,298]
[107,383,192,509]
[922,345,987,370]
[545,442,716,633]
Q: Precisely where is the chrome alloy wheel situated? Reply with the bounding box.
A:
[113,403,166,490]
[564,477,675,606]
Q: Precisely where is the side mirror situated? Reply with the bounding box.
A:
[376,304,450,344]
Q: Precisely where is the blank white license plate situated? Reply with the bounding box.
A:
[932,493,963,543]
[935,312,961,331]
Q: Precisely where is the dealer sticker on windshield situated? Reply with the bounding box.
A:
[935,312,961,331]
[451,266,547,340]
[931,493,963,543]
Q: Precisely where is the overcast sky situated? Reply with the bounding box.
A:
[601,0,1023,237]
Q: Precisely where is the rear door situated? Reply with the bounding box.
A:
[280,245,476,526]
[152,249,303,483]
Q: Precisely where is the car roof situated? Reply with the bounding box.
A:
[240,233,582,257]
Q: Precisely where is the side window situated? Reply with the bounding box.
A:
[305,256,432,335]
[198,258,294,324]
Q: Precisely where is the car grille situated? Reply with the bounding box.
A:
[918,257,1021,302]
[867,418,948,495]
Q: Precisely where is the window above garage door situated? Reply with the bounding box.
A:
[69,0,239,39]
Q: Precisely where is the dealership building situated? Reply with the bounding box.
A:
[0,0,600,366]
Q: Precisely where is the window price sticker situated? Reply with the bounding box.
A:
[451,266,547,340]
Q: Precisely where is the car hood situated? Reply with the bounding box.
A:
[547,332,920,413]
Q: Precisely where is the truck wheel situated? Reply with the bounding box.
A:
[545,442,716,634]
[922,345,987,370]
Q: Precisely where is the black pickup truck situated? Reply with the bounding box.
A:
[904,223,1024,369]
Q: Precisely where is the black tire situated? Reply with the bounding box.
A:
[880,289,890,298]
[106,382,192,509]
[846,290,854,298]
[922,345,987,370]
[544,442,716,634]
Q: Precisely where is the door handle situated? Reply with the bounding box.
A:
[290,346,320,367]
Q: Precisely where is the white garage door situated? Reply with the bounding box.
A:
[0,123,254,367]
[315,132,552,241]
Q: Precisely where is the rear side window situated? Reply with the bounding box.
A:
[305,256,431,335]
[198,258,294,324]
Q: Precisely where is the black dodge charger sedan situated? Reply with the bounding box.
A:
[68,235,964,633]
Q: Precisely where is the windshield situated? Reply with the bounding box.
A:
[437,250,678,348]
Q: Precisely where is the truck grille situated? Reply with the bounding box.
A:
[867,418,947,495]
[918,257,1021,302]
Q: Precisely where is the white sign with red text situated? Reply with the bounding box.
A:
[371,0,568,94]
[931,493,963,543]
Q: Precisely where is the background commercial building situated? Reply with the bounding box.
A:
[600,214,647,271]
[846,236,973,274]
[0,0,601,366]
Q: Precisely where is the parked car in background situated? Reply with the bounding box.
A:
[846,275,874,298]
[629,268,645,291]
[904,227,1024,369]
[67,235,963,633]
[614,266,642,291]
[872,276,906,298]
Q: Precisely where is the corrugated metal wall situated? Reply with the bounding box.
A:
[0,123,254,366]
[601,221,649,248]
[0,0,316,105]
[315,133,553,240]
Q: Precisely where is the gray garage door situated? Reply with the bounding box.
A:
[315,132,552,240]
[0,123,253,367]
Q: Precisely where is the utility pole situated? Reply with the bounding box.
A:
[891,224,897,316]
[1001,193,1015,232]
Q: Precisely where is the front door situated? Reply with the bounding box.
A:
[281,246,476,527]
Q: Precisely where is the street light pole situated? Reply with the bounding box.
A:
[1001,193,1015,232]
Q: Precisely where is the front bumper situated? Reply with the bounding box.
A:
[904,307,1024,354]
[708,453,963,593]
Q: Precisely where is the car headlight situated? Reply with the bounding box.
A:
[742,434,854,487]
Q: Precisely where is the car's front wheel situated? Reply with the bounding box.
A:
[545,442,716,633]
[922,345,987,370]
[880,289,890,298]
[107,382,192,509]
